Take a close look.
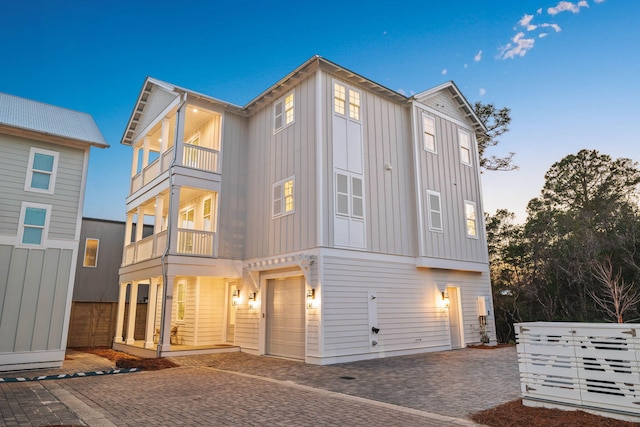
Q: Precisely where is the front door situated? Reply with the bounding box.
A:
[266,276,305,359]
[447,286,464,349]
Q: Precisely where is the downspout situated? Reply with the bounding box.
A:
[157,93,187,357]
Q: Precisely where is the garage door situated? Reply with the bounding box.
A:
[266,276,305,360]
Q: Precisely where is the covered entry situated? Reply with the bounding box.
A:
[266,276,305,359]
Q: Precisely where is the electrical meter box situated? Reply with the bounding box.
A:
[477,296,487,316]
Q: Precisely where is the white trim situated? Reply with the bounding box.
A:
[421,113,437,153]
[316,69,324,247]
[458,128,472,167]
[273,90,295,133]
[425,190,443,233]
[412,99,476,130]
[415,256,489,273]
[410,104,426,257]
[272,176,295,219]
[332,79,361,123]
[16,201,52,248]
[24,147,59,194]
[464,200,479,239]
[82,238,100,268]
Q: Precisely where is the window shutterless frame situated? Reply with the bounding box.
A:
[25,147,59,194]
[17,201,51,247]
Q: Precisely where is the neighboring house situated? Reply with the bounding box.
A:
[0,93,107,371]
[74,217,152,302]
[115,56,497,364]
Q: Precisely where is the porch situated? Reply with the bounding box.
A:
[112,340,240,358]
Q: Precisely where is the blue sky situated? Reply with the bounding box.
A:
[1,0,638,222]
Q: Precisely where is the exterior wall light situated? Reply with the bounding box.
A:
[248,292,257,310]
[306,288,316,309]
[232,289,240,306]
[441,291,450,308]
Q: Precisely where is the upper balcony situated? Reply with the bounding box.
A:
[129,105,222,196]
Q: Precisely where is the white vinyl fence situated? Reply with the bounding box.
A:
[515,322,640,421]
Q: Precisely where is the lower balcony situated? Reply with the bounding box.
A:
[124,229,217,265]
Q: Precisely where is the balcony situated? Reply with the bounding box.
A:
[124,228,218,265]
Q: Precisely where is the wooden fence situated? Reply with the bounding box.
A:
[67,302,148,348]
[516,322,640,422]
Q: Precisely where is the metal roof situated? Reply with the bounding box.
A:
[0,92,108,148]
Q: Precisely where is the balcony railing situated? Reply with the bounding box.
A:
[177,229,216,256]
[123,230,168,265]
[182,144,219,173]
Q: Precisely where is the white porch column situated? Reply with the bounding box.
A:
[125,281,139,345]
[123,212,134,265]
[131,146,140,177]
[154,195,164,234]
[167,185,181,254]
[114,282,127,343]
[161,119,169,154]
[135,207,144,243]
[142,136,150,170]
[159,275,175,352]
[144,280,159,349]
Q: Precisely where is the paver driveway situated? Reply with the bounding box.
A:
[0,347,520,426]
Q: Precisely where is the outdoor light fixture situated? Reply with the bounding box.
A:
[441,291,450,308]
[306,288,316,309]
[248,292,257,310]
[232,289,240,306]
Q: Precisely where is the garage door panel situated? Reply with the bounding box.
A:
[267,277,305,359]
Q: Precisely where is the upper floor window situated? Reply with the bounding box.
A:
[273,177,295,219]
[458,129,471,166]
[334,82,361,121]
[25,147,59,194]
[18,202,51,246]
[336,172,364,219]
[426,190,442,232]
[274,92,295,132]
[464,200,478,238]
[422,114,436,153]
[83,238,100,267]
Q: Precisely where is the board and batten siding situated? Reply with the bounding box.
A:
[320,72,417,256]
[217,112,248,261]
[416,105,488,264]
[0,134,86,240]
[0,245,73,358]
[321,254,450,358]
[244,74,317,259]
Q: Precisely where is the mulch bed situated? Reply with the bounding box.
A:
[471,399,639,427]
[69,347,178,371]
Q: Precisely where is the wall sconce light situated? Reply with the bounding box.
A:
[441,291,450,308]
[248,292,257,310]
[306,288,316,309]
[232,289,240,306]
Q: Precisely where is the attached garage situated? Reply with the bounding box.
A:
[266,276,305,360]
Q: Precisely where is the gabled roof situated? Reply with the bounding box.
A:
[411,81,487,132]
[0,92,108,148]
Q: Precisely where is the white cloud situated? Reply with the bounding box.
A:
[474,50,483,62]
[539,32,549,38]
[479,88,487,96]
[441,68,448,75]
[594,0,605,2]
[540,23,562,32]
[519,14,537,30]
[547,1,588,15]
[499,32,535,59]
[537,8,543,14]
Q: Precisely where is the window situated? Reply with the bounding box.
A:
[18,202,51,246]
[335,172,364,219]
[426,190,442,232]
[422,114,436,153]
[203,197,212,231]
[83,238,100,267]
[459,129,471,166]
[184,133,200,168]
[272,177,295,218]
[25,147,59,194]
[334,82,361,121]
[274,92,295,132]
[177,282,186,321]
[465,201,478,238]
